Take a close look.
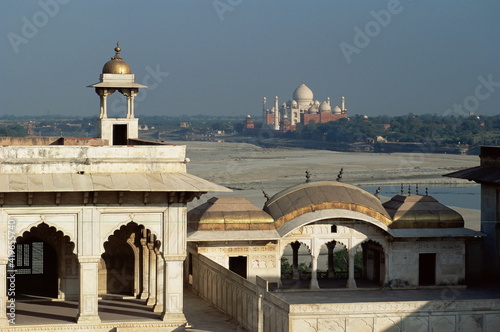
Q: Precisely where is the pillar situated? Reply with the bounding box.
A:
[123,88,138,119]
[161,259,186,324]
[140,237,150,300]
[290,242,301,280]
[153,250,164,313]
[327,242,335,278]
[384,250,390,285]
[97,89,113,119]
[1,260,9,327]
[310,255,319,289]
[146,243,157,306]
[77,257,101,324]
[126,93,133,119]
[99,93,107,118]
[346,249,357,289]
[133,246,140,297]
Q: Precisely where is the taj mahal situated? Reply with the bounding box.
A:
[262,82,348,131]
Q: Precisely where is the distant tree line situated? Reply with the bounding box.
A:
[282,114,500,146]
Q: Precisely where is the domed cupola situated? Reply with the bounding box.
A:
[88,44,147,145]
[102,44,132,74]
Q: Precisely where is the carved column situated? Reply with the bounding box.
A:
[327,241,336,278]
[310,254,319,289]
[346,248,357,289]
[122,88,138,119]
[97,89,112,119]
[133,244,140,297]
[146,241,157,306]
[161,258,186,323]
[77,256,101,324]
[130,89,138,119]
[0,260,9,327]
[384,249,390,285]
[140,237,150,300]
[153,249,164,313]
[290,241,301,280]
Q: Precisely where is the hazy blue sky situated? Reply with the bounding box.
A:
[1,0,499,118]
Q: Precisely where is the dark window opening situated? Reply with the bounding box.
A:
[419,253,436,286]
[113,124,128,145]
[331,225,337,233]
[229,256,247,279]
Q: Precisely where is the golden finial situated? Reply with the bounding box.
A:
[111,42,123,61]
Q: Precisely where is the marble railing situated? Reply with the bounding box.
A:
[191,253,289,332]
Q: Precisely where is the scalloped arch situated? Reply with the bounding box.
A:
[101,221,160,256]
[17,222,76,255]
[280,239,311,257]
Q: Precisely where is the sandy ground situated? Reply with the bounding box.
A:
[181,141,481,225]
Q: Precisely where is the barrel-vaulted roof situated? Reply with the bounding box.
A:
[263,181,392,225]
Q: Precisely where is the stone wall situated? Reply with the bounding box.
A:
[288,300,500,331]
[391,240,465,286]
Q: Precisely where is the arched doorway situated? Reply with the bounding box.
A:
[100,223,143,296]
[12,222,77,299]
[15,238,58,298]
[317,241,350,289]
[357,240,385,287]
[280,241,311,289]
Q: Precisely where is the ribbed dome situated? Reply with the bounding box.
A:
[292,83,314,102]
[102,45,132,74]
[333,105,342,114]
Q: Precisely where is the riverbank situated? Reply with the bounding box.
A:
[182,141,480,224]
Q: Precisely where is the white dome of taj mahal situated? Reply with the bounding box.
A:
[319,100,331,112]
[292,82,314,102]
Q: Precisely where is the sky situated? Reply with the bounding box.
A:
[1,0,499,119]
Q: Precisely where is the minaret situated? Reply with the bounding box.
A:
[88,44,147,145]
[341,96,346,112]
[274,96,280,130]
[262,96,267,120]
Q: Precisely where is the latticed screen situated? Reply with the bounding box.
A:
[32,242,43,274]
[15,242,44,275]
